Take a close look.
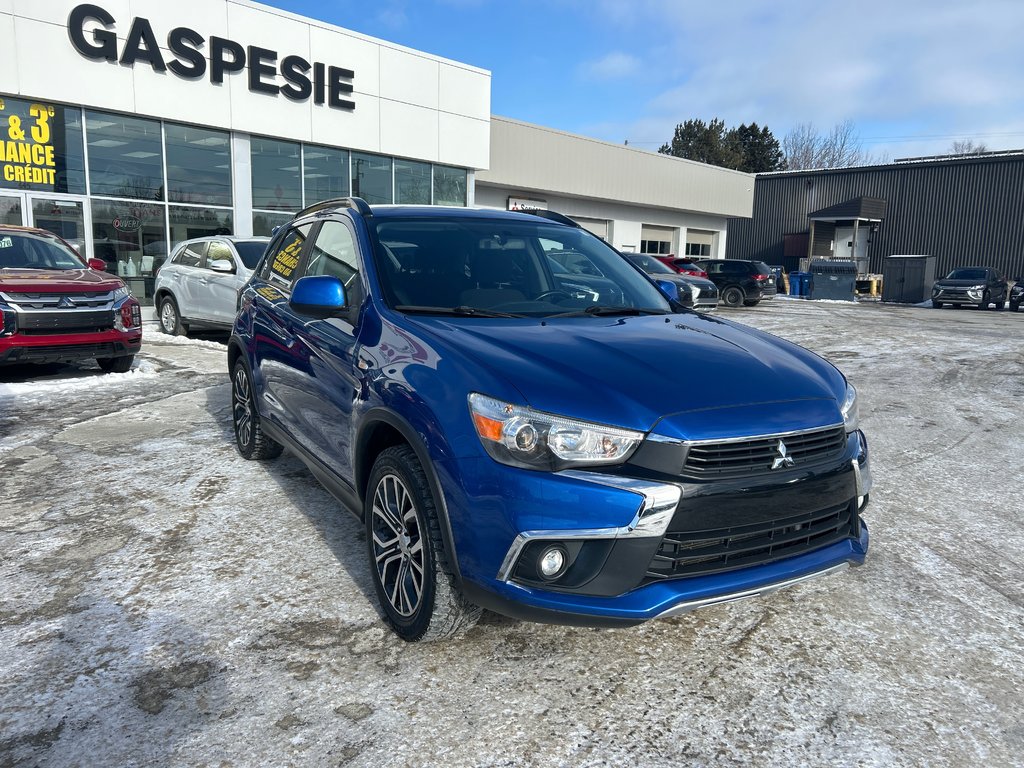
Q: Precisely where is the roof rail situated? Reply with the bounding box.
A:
[296,196,373,219]
[521,209,581,228]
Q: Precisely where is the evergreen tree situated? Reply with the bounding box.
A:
[659,119,783,172]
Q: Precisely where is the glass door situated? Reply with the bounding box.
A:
[0,193,27,226]
[27,196,88,258]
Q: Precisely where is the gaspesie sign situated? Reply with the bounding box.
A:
[67,3,356,111]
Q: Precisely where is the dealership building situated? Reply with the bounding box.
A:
[0,0,753,303]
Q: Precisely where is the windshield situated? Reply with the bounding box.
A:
[234,240,270,270]
[371,217,671,317]
[0,232,85,270]
[946,268,987,280]
[626,253,675,275]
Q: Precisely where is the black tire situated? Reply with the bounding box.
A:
[722,286,744,308]
[979,291,990,310]
[97,354,134,373]
[996,301,1006,311]
[931,300,942,309]
[158,295,187,336]
[366,445,481,642]
[231,361,283,461]
[1011,301,1020,312]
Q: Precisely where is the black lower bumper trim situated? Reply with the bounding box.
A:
[461,582,644,628]
[0,339,140,365]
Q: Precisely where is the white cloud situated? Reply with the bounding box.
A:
[579,52,643,80]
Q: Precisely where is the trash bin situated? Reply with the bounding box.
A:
[809,260,857,301]
[789,271,806,297]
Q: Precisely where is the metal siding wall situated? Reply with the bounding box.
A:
[728,157,1024,279]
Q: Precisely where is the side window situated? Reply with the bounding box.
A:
[206,240,234,270]
[260,224,313,288]
[704,262,721,274]
[174,241,206,267]
[302,221,360,289]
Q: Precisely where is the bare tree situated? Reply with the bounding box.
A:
[782,120,882,170]
[949,139,988,155]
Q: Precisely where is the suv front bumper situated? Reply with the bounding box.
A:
[449,430,871,626]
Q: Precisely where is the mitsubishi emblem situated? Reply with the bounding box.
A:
[771,439,795,470]
[57,296,76,308]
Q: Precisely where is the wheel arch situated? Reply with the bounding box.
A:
[356,408,464,584]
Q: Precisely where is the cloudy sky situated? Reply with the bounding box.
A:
[266,0,1024,160]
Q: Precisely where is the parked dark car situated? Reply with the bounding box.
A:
[697,259,778,308]
[229,199,870,642]
[1010,278,1023,312]
[931,267,1008,310]
[622,252,718,311]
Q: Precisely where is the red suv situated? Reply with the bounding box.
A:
[0,226,142,372]
[651,254,708,278]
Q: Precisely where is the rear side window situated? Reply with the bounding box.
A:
[753,261,772,274]
[261,224,313,288]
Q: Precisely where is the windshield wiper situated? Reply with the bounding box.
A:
[547,305,669,318]
[394,305,526,318]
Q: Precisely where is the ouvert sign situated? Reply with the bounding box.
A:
[66,3,357,111]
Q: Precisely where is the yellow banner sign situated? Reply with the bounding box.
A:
[0,98,59,186]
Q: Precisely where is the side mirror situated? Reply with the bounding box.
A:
[87,258,107,271]
[290,275,348,318]
[656,279,682,303]
[209,258,235,274]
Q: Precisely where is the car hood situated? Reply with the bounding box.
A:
[0,268,124,293]
[405,312,846,439]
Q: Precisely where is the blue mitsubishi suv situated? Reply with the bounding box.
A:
[229,199,871,642]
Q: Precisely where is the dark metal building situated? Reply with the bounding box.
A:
[726,151,1024,281]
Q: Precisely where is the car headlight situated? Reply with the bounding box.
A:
[469,393,643,471]
[841,382,859,432]
[113,285,131,301]
[690,284,701,303]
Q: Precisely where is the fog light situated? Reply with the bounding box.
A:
[538,545,568,580]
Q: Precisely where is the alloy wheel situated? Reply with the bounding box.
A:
[233,366,253,448]
[370,474,425,617]
[160,300,178,334]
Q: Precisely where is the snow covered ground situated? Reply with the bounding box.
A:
[1,303,1022,767]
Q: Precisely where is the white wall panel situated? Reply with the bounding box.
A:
[0,15,17,94]
[0,1,13,15]
[439,63,489,119]
[134,0,229,40]
[311,94,380,154]
[380,101,438,163]
[226,2,309,58]
[379,48,439,110]
[309,24,380,98]
[132,64,234,129]
[14,16,136,113]
[230,78,312,143]
[14,0,130,26]
[438,113,489,170]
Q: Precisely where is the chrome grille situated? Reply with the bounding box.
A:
[0,291,114,308]
[682,426,846,479]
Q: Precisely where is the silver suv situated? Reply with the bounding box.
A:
[154,237,269,335]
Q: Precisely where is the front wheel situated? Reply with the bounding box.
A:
[97,355,134,373]
[721,286,744,308]
[979,291,990,310]
[231,361,283,460]
[366,445,480,642]
[1011,301,1021,312]
[158,296,187,336]
[931,300,942,309]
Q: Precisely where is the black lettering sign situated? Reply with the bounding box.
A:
[167,27,206,78]
[66,4,356,110]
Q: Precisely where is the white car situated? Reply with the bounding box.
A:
[153,236,269,335]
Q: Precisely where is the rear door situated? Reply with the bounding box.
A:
[171,241,208,318]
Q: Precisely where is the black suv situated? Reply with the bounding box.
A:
[696,259,777,308]
[931,267,1008,310]
[1010,278,1023,312]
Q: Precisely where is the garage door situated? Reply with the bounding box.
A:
[571,216,608,240]
[640,225,675,255]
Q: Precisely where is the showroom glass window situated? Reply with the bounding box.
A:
[165,123,232,207]
[169,206,233,261]
[251,137,301,212]
[0,95,86,195]
[395,159,431,204]
[304,145,350,204]
[86,111,164,200]
[433,165,467,206]
[352,153,392,204]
